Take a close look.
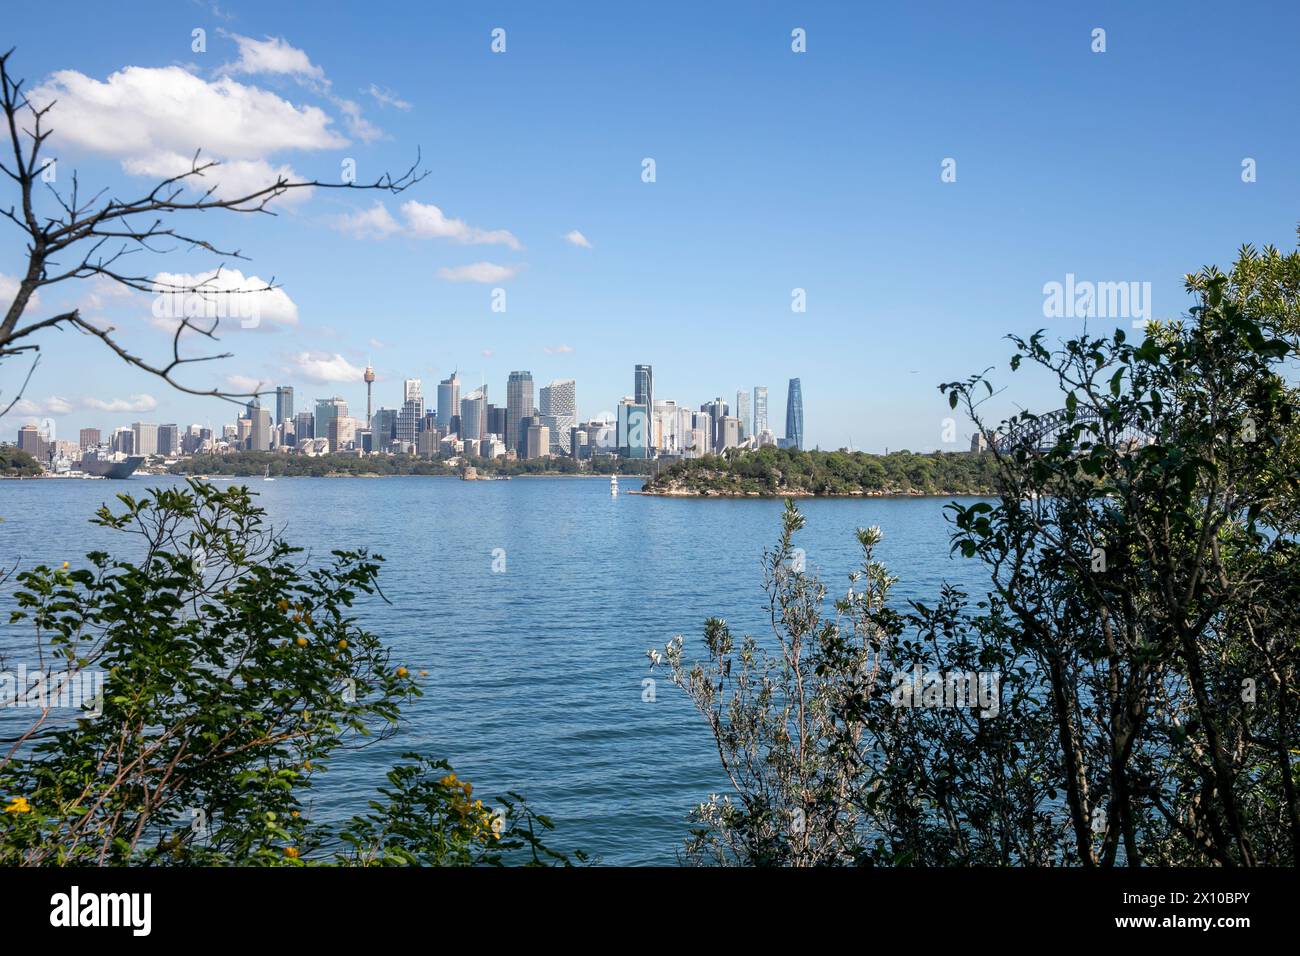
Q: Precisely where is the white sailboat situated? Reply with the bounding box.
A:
[264,465,275,482]
[610,474,618,496]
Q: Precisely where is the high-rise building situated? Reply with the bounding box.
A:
[506,371,534,456]
[538,379,576,455]
[275,386,294,426]
[785,378,804,450]
[132,422,159,457]
[717,416,742,451]
[460,387,487,441]
[634,364,653,412]
[526,421,550,460]
[294,411,315,442]
[437,372,460,432]
[78,428,101,451]
[315,398,348,447]
[618,399,649,459]
[396,380,423,446]
[157,424,180,457]
[735,390,752,442]
[753,386,768,438]
[700,398,728,451]
[486,404,507,437]
[17,423,44,459]
[249,408,272,451]
[370,408,396,447]
[111,427,134,455]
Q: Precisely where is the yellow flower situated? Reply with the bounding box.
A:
[61,561,69,570]
[277,599,290,612]
[395,666,409,678]
[283,846,300,859]
[4,796,32,814]
[295,636,308,647]
[291,810,300,818]
[337,639,348,650]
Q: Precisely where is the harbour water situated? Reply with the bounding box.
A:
[0,475,994,864]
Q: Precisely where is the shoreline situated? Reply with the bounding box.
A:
[632,488,996,499]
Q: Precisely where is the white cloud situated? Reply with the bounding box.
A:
[31,66,346,161]
[225,374,265,392]
[332,202,402,239]
[149,269,300,333]
[11,396,72,417]
[544,344,575,355]
[217,34,384,144]
[565,230,593,249]
[366,84,411,110]
[83,394,159,414]
[220,33,326,82]
[335,97,383,143]
[333,201,520,249]
[291,352,364,384]
[436,262,519,284]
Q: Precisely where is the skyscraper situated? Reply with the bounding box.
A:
[132,422,159,457]
[539,379,577,455]
[294,411,315,443]
[735,389,752,442]
[249,407,272,451]
[158,424,180,457]
[506,371,534,457]
[754,386,768,438]
[785,378,804,450]
[618,398,649,459]
[634,364,653,412]
[397,379,424,446]
[437,372,460,432]
[315,398,348,447]
[79,428,101,451]
[275,386,294,426]
[460,387,487,440]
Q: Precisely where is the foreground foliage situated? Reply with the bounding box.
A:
[0,480,577,865]
[659,246,1300,866]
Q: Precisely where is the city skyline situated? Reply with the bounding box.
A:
[12,360,811,466]
[4,4,1294,452]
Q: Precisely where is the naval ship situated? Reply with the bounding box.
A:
[78,452,145,479]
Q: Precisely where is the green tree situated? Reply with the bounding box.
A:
[0,480,576,866]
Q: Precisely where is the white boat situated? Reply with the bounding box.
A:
[264,465,275,482]
[610,474,618,496]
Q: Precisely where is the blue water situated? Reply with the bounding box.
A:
[0,476,993,864]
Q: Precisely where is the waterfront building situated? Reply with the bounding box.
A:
[735,390,752,442]
[275,386,294,426]
[617,399,649,459]
[753,386,768,438]
[539,378,576,455]
[460,387,487,441]
[437,372,460,432]
[132,422,159,457]
[506,370,534,457]
[526,422,551,459]
[785,378,804,450]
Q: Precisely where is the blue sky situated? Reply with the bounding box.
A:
[3,0,1298,451]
